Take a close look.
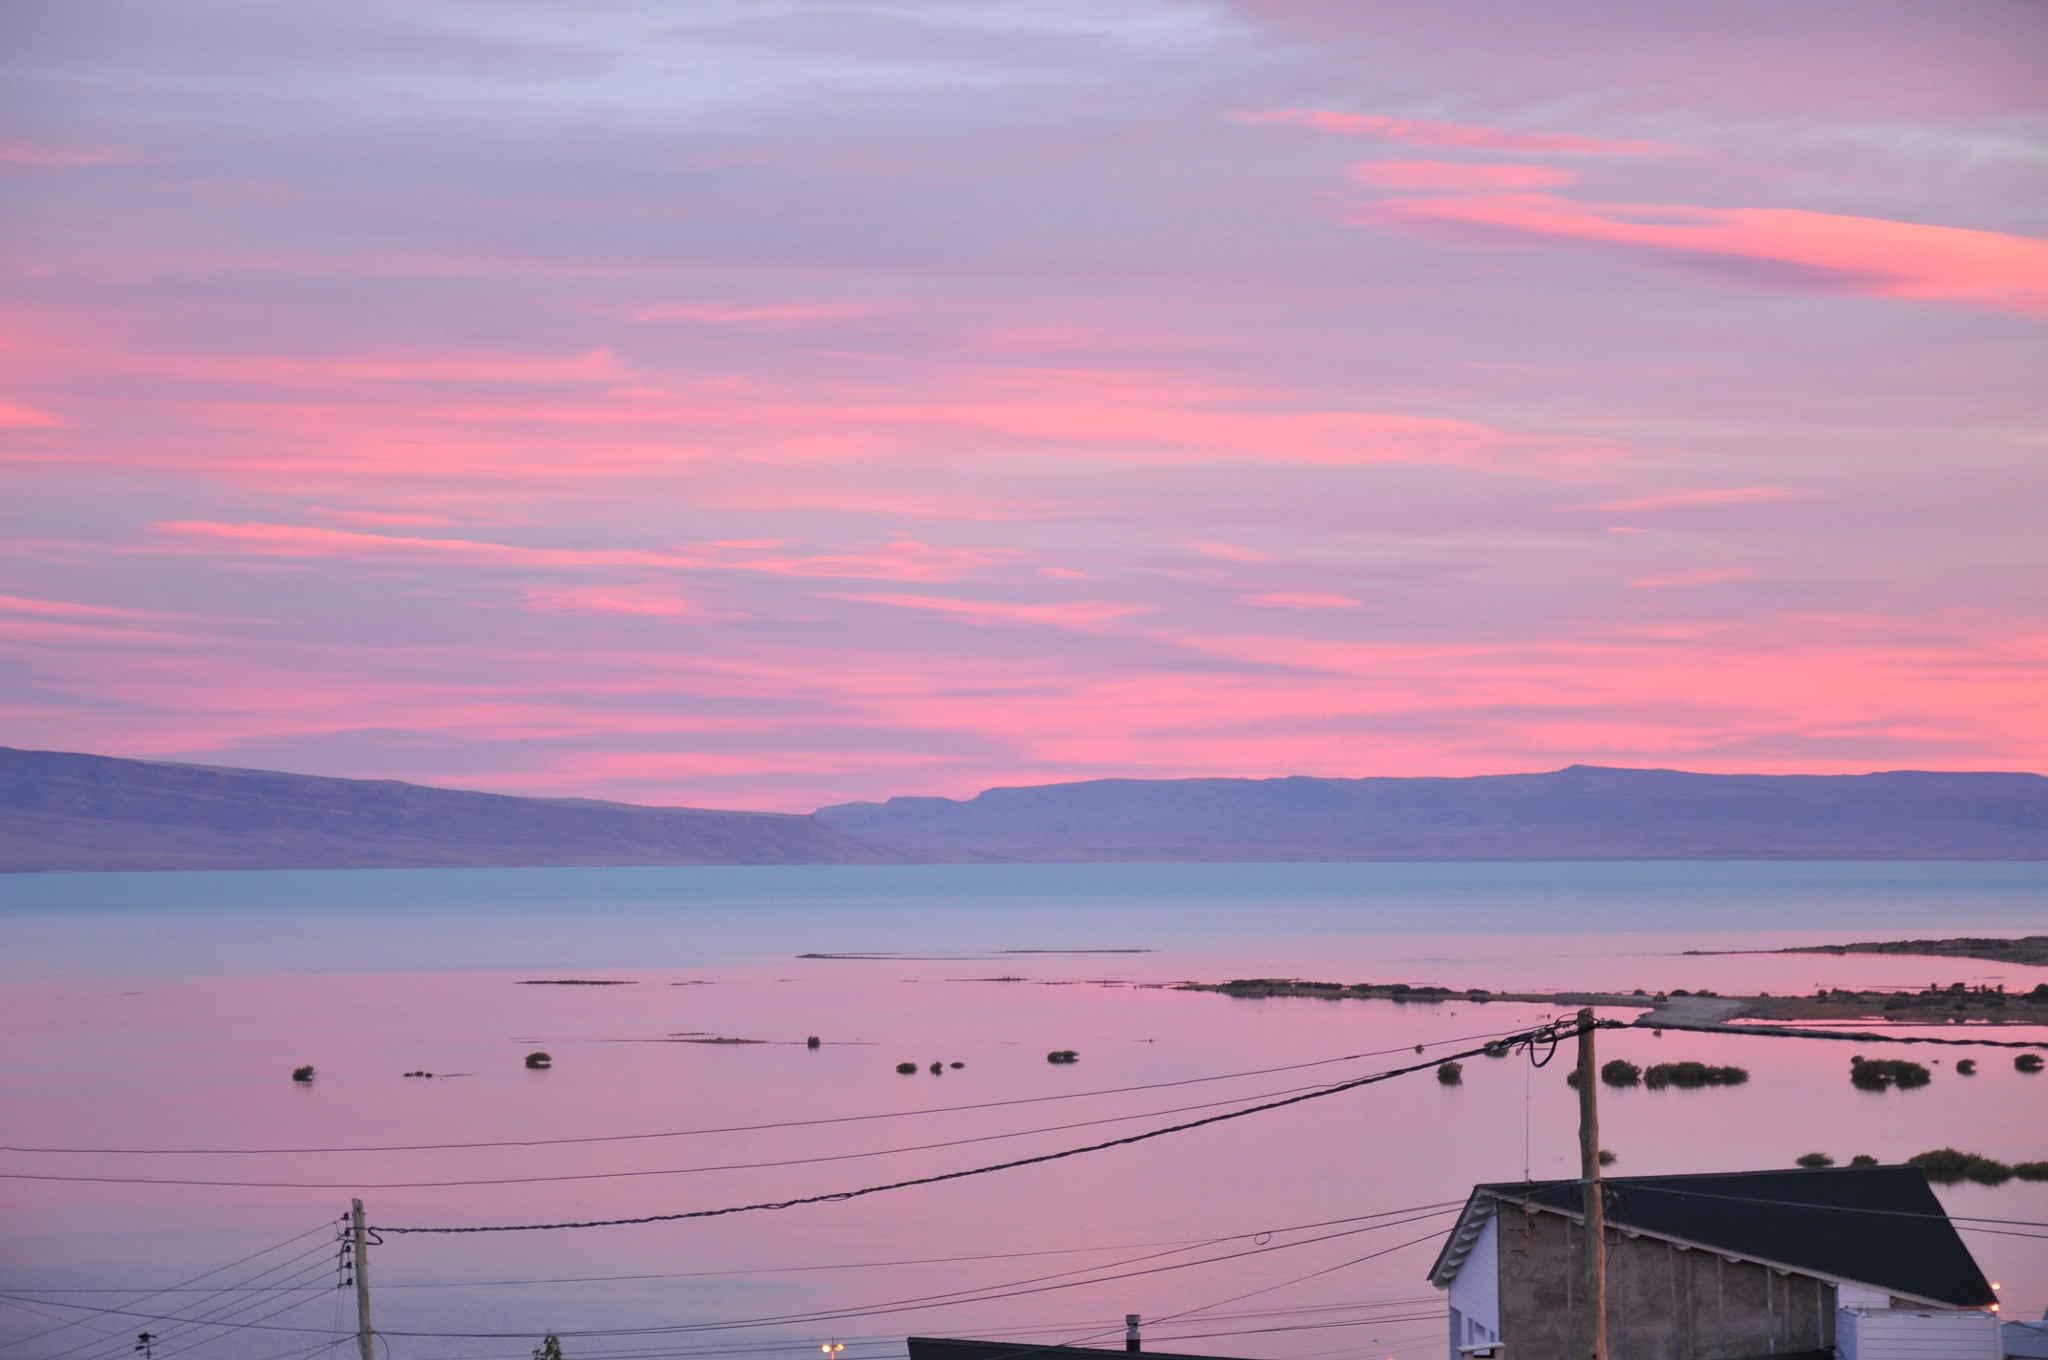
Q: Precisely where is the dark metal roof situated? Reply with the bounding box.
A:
[1430,1166,1993,1309]
[909,1339,1253,1360]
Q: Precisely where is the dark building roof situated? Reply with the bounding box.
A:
[1429,1166,1994,1310]
[910,1341,1252,1360]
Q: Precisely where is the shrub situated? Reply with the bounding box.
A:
[1849,1154,1878,1167]
[1910,1148,2013,1185]
[291,1065,315,1083]
[2017,1053,2045,1074]
[2014,1161,2048,1181]
[1601,1059,1642,1088]
[1644,1062,1748,1090]
[1047,1050,1080,1064]
[1956,1059,1977,1075]
[524,1051,552,1069]
[895,1062,918,1074]
[1795,1152,1834,1168]
[1437,1061,1463,1085]
[1849,1056,1929,1090]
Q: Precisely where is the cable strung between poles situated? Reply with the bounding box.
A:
[376,1014,1613,1234]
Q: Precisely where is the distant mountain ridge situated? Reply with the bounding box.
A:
[814,766,2048,862]
[4,747,2044,872]
[0,746,896,872]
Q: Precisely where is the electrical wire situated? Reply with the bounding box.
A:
[0,1026,1530,1157]
[0,1073,1435,1189]
[373,1016,1604,1233]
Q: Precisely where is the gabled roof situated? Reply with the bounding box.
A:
[909,1340,1252,1360]
[1427,1166,1994,1310]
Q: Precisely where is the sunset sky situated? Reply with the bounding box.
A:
[3,1,2044,810]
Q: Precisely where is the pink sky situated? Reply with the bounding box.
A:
[2,1,2045,810]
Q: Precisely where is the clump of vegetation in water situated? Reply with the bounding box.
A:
[1437,1061,1463,1085]
[1956,1059,1977,1075]
[1643,1061,1748,1089]
[533,1331,563,1360]
[291,1065,315,1083]
[2018,1053,2045,1073]
[895,1061,918,1074]
[1047,1050,1079,1064]
[949,1061,964,1069]
[1850,1055,1929,1090]
[928,1061,944,1075]
[1482,1041,1511,1058]
[2015,1162,2048,1181]
[1910,1148,2013,1185]
[1601,1059,1642,1088]
[1598,1149,1616,1166]
[524,1052,552,1069]
[1795,1152,1835,1168]
[807,1036,820,1049]
[1849,1154,1878,1167]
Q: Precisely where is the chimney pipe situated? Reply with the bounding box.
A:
[1125,1315,1141,1353]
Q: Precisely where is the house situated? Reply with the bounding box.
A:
[908,1339,1244,1360]
[1428,1166,1999,1360]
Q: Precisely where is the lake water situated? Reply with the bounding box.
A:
[4,862,2046,1360]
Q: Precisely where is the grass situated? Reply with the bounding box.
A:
[1643,1061,1747,1089]
[1601,1059,1642,1087]
[1910,1148,2013,1185]
[1850,1056,1930,1090]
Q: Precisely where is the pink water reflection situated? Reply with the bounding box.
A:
[6,945,2045,1360]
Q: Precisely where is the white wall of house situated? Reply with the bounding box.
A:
[1447,1214,1501,1347]
[1837,1308,2001,1360]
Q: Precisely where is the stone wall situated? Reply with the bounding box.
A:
[1494,1202,1836,1360]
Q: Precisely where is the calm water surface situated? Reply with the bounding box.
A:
[4,863,2046,1360]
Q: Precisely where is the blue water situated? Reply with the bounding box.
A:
[4,862,2045,1359]
[5,861,2044,977]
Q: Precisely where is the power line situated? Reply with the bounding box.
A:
[0,1220,337,1354]
[0,1074,1402,1189]
[374,1016,1602,1234]
[0,1029,1524,1157]
[10,1203,1464,1293]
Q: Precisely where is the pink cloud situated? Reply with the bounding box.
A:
[1569,487,1809,513]
[828,593,1149,632]
[1349,160,1578,191]
[1185,541,1274,563]
[1627,567,1753,588]
[1366,192,2048,316]
[309,508,457,527]
[0,594,164,621]
[0,141,125,166]
[1240,593,1363,610]
[143,521,1011,583]
[621,303,873,325]
[518,586,701,618]
[0,399,66,428]
[1241,110,1685,157]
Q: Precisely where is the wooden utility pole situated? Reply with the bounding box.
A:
[1575,1009,1608,1360]
[352,1198,374,1360]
